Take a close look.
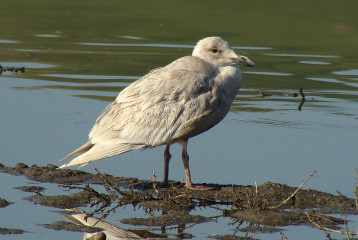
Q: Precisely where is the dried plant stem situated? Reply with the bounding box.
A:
[299,87,305,100]
[280,232,287,240]
[268,170,317,209]
[306,212,358,236]
[298,87,306,111]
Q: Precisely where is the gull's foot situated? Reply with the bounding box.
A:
[185,184,216,191]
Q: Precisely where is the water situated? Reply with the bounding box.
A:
[1,0,358,239]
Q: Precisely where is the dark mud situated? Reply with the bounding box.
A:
[120,211,211,226]
[0,227,25,235]
[25,190,94,209]
[1,162,357,238]
[1,163,355,212]
[14,185,46,193]
[0,163,145,186]
[0,198,12,208]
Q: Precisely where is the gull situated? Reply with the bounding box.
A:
[59,37,255,190]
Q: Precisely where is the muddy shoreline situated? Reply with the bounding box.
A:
[1,162,357,238]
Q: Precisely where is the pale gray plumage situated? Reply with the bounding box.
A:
[59,37,255,189]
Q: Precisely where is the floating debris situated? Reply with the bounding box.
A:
[255,89,272,97]
[288,91,299,97]
[0,65,25,75]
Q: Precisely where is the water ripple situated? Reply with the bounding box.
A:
[1,62,55,68]
[35,34,60,38]
[0,39,18,43]
[41,74,140,80]
[244,71,293,76]
[306,77,342,83]
[80,42,270,50]
[332,69,358,76]
[299,61,330,65]
[265,53,341,58]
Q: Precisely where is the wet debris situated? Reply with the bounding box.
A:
[0,163,149,188]
[0,65,25,75]
[224,208,343,228]
[2,162,358,238]
[1,163,356,212]
[25,190,94,209]
[287,92,299,97]
[14,185,46,193]
[0,198,12,208]
[0,227,25,235]
[254,89,272,97]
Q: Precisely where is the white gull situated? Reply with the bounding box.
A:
[59,36,255,190]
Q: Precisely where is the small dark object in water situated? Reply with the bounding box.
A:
[299,88,305,100]
[298,88,305,111]
[288,92,299,97]
[255,89,272,97]
[0,65,25,75]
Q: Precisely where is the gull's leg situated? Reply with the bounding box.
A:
[163,144,171,186]
[180,140,215,191]
[180,140,193,188]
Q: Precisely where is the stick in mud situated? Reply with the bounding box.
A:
[268,169,317,209]
[306,212,358,237]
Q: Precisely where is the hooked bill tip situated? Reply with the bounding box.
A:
[240,56,255,67]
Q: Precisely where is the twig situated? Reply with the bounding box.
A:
[306,212,358,236]
[298,88,306,111]
[245,188,254,208]
[299,87,305,100]
[253,181,258,208]
[344,215,351,240]
[355,169,358,210]
[268,170,317,209]
[280,232,287,240]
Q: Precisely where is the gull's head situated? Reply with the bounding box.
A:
[192,37,255,68]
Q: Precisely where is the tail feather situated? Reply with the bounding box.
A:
[59,141,95,162]
[58,143,145,169]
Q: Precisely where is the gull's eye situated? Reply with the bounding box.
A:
[211,48,218,53]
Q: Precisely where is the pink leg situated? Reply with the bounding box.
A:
[163,144,171,186]
[180,140,193,188]
[180,140,215,191]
